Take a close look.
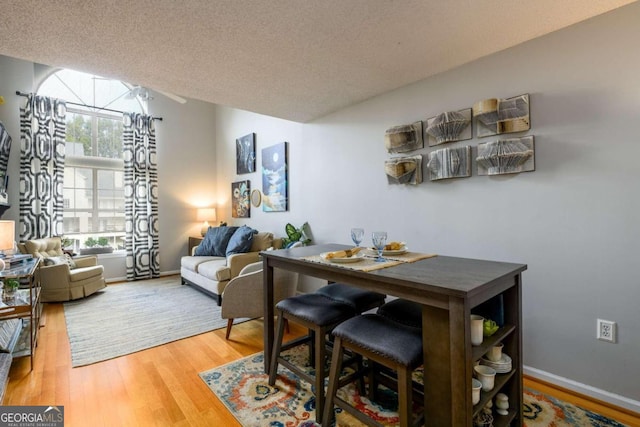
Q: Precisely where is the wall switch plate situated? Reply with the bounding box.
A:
[597,319,616,343]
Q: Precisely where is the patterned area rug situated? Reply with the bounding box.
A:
[199,345,628,427]
[64,276,244,367]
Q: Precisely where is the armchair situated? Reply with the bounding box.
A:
[19,237,106,302]
[221,261,298,340]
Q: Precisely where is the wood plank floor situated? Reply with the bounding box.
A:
[6,303,640,426]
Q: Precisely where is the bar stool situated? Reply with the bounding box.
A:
[322,313,424,427]
[377,298,422,329]
[269,293,357,423]
[316,283,386,314]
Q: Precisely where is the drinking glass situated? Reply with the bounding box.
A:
[371,231,387,262]
[350,228,364,247]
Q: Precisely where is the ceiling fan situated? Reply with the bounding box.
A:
[127,85,187,104]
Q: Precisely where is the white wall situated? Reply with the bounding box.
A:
[214,4,640,408]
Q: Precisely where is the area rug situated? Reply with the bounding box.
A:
[64,277,243,367]
[199,345,629,427]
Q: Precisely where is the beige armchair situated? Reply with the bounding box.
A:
[221,261,298,340]
[19,237,106,302]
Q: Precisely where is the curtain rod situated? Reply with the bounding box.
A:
[15,91,163,121]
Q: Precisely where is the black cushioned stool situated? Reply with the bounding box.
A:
[269,293,357,423]
[377,298,423,329]
[322,314,424,427]
[316,283,386,314]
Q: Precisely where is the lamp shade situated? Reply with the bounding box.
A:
[0,220,15,251]
[197,208,217,222]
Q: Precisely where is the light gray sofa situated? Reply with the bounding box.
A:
[180,231,281,305]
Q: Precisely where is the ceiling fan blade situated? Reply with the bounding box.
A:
[154,89,187,104]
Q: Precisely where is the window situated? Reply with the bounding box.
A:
[37,69,144,251]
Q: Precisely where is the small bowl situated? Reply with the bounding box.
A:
[474,365,497,392]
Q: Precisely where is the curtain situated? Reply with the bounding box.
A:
[19,94,66,240]
[123,113,159,280]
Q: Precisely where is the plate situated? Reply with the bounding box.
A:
[320,251,365,263]
[368,246,408,256]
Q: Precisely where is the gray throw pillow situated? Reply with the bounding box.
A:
[194,226,239,257]
[226,226,257,256]
[43,254,77,269]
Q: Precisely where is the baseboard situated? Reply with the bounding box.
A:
[105,270,180,284]
[524,365,640,414]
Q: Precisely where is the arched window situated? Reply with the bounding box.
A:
[37,69,144,253]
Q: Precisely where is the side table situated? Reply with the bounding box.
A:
[188,236,204,255]
[0,257,42,370]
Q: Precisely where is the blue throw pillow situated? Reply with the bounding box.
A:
[226,226,257,256]
[194,226,239,257]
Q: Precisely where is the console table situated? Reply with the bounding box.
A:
[0,257,42,370]
[262,244,526,426]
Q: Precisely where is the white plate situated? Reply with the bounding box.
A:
[368,246,408,256]
[320,251,365,263]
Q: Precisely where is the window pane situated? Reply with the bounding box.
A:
[75,189,92,209]
[97,117,123,159]
[97,170,114,190]
[63,189,74,209]
[98,190,114,209]
[76,168,93,189]
[65,112,91,156]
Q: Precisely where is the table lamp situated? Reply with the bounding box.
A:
[0,220,15,270]
[197,208,216,236]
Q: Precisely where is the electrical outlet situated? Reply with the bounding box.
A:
[597,319,616,343]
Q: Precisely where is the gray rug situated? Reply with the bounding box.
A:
[63,277,241,367]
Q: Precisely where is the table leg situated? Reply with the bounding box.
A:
[263,260,275,373]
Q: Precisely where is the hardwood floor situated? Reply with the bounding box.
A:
[6,303,639,426]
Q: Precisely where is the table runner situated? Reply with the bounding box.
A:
[301,251,437,272]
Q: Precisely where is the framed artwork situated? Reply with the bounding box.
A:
[425,108,472,147]
[261,142,288,212]
[236,133,256,174]
[231,180,251,218]
[476,136,535,176]
[473,94,530,137]
[426,146,472,181]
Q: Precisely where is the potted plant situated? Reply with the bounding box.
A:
[3,278,19,300]
[79,236,114,255]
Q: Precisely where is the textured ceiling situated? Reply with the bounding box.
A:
[0,0,635,122]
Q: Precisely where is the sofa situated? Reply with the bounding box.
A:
[18,237,106,302]
[180,227,282,305]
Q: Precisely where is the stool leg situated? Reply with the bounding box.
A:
[314,326,327,423]
[397,366,413,427]
[321,336,345,427]
[268,311,286,385]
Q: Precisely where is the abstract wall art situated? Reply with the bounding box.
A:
[427,146,472,181]
[261,142,288,212]
[384,121,423,153]
[476,136,535,176]
[384,155,423,185]
[231,180,251,218]
[236,133,256,174]
[425,108,472,146]
[473,94,530,137]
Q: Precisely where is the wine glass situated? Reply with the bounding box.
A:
[350,228,364,247]
[371,231,387,262]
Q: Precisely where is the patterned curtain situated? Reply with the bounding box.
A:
[19,95,66,240]
[123,113,159,280]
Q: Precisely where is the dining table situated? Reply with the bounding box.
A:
[262,243,527,426]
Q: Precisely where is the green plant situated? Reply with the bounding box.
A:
[84,237,98,248]
[60,236,73,248]
[4,278,19,291]
[282,222,312,248]
[97,237,109,247]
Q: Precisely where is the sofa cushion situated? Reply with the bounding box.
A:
[195,226,239,256]
[69,265,104,282]
[198,262,231,282]
[181,255,222,272]
[43,253,77,269]
[24,237,63,258]
[226,226,257,256]
[250,232,274,252]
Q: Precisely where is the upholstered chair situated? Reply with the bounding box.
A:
[19,236,106,302]
[221,261,298,340]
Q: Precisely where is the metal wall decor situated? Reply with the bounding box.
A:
[476,136,535,176]
[385,121,423,153]
[473,94,530,137]
[425,108,472,146]
[384,155,423,185]
[427,146,472,181]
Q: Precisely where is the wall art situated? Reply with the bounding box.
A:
[231,180,251,218]
[476,136,535,176]
[427,146,472,181]
[384,121,423,153]
[425,108,472,146]
[473,94,530,137]
[261,142,288,212]
[236,133,256,174]
[384,155,423,185]
[250,189,262,207]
